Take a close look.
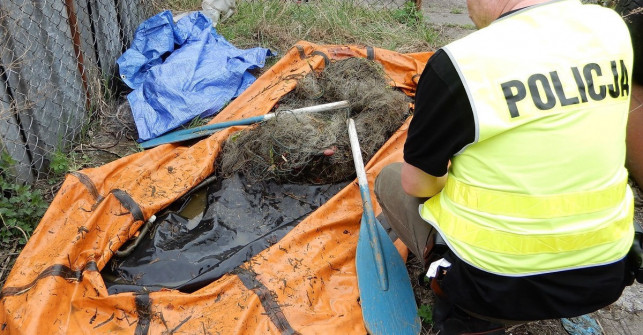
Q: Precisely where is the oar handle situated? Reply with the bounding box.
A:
[348,121,368,191]
[141,100,351,149]
[347,118,389,290]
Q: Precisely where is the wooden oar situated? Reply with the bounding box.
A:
[347,118,421,335]
[140,101,350,149]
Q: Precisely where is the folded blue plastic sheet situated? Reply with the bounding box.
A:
[117,11,274,141]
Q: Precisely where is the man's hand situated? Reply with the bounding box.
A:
[401,162,448,198]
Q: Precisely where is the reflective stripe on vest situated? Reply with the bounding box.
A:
[422,188,633,256]
[443,174,629,219]
[420,190,634,275]
[421,0,635,276]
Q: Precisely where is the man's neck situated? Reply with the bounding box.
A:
[504,0,551,14]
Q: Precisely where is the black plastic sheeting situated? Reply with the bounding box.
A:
[102,174,347,294]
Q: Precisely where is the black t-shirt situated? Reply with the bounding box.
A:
[404,49,474,176]
[406,50,630,320]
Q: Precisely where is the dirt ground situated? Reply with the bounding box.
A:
[419,1,643,334]
[420,0,476,43]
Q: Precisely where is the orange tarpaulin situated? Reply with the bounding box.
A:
[0,41,432,334]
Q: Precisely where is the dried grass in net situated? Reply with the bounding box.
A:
[219,57,410,184]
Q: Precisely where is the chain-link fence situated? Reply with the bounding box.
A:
[0,0,154,184]
[0,0,420,185]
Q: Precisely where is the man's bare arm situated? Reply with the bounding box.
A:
[401,162,447,198]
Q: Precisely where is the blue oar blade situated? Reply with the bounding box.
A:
[356,216,421,335]
[359,186,388,290]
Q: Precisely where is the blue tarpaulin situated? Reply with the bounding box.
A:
[117,11,274,141]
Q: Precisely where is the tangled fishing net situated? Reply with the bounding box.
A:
[219,57,411,184]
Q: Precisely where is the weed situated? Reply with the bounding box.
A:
[0,153,48,245]
[392,1,424,25]
[186,115,209,129]
[450,8,463,14]
[101,73,116,102]
[49,150,70,176]
[0,150,16,179]
[418,304,433,324]
[47,149,90,184]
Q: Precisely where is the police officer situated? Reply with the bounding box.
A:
[374,1,636,334]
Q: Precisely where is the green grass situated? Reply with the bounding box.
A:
[215,0,439,54]
[0,152,49,245]
[184,114,210,129]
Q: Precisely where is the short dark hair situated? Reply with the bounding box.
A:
[616,0,643,83]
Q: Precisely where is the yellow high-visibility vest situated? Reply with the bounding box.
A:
[420,0,635,276]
